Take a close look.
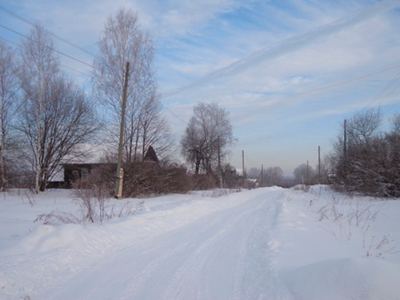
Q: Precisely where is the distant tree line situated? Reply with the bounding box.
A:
[289,108,400,197]
[247,166,285,187]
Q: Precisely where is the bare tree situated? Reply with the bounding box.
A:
[92,8,170,161]
[264,166,284,186]
[0,41,20,190]
[347,109,381,146]
[138,94,174,161]
[293,164,315,185]
[318,154,335,184]
[181,116,205,174]
[247,167,260,179]
[18,73,99,191]
[19,24,59,193]
[390,114,400,133]
[181,102,234,175]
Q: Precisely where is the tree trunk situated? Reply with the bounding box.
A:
[1,87,6,191]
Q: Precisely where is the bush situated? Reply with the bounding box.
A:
[72,179,111,224]
[163,164,192,193]
[191,174,217,190]
[66,161,224,197]
[35,176,144,225]
[123,162,191,197]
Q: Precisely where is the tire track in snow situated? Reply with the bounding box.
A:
[41,189,286,300]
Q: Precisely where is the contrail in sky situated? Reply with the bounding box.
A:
[161,0,400,99]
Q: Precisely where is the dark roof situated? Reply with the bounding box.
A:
[144,146,159,163]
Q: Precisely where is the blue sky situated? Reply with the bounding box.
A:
[1,0,400,175]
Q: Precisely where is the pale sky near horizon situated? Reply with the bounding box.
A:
[1,0,400,176]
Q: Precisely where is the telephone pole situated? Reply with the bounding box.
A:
[261,164,264,187]
[242,150,246,179]
[115,62,129,199]
[218,137,223,188]
[318,145,321,183]
[343,119,347,177]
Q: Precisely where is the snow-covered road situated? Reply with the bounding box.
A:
[1,186,400,300]
[39,189,284,300]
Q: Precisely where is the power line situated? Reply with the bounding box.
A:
[162,62,400,109]
[0,36,92,77]
[374,72,400,106]
[0,36,20,48]
[0,23,95,69]
[354,67,400,117]
[61,64,92,77]
[159,62,400,143]
[0,5,97,57]
[0,7,190,131]
[380,81,400,116]
[158,100,188,125]
[0,23,187,124]
[375,72,400,103]
[242,62,400,107]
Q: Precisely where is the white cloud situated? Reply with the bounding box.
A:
[2,0,400,172]
[161,0,400,98]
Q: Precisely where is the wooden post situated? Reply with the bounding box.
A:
[116,168,124,199]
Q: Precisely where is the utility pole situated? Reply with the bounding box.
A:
[261,164,264,187]
[306,160,309,184]
[343,119,347,177]
[318,146,321,183]
[218,137,223,188]
[242,150,245,179]
[115,62,129,199]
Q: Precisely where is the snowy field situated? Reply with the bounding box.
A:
[0,186,399,300]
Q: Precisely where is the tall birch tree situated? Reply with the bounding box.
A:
[18,75,99,191]
[19,24,99,191]
[93,8,171,162]
[19,24,59,193]
[0,41,19,191]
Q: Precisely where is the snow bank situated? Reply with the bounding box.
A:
[283,258,400,300]
[15,224,82,253]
